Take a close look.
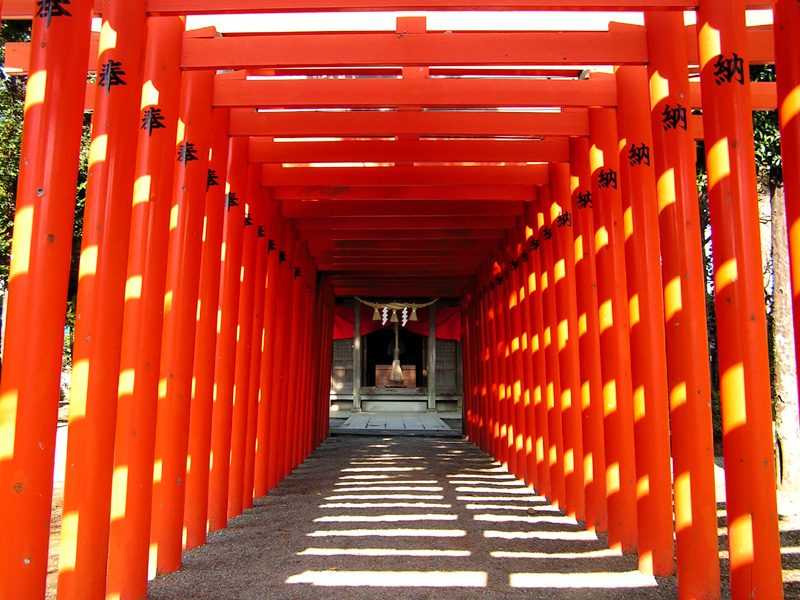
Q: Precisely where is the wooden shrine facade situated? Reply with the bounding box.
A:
[0,2,798,600]
[330,300,463,412]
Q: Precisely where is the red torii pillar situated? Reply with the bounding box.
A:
[0,3,93,597]
[475,288,489,452]
[549,162,586,522]
[299,256,317,466]
[183,106,231,550]
[476,286,491,454]
[460,293,475,442]
[475,280,492,454]
[512,219,540,493]
[697,1,783,597]
[243,188,272,508]
[491,251,512,472]
[645,11,720,599]
[303,263,320,460]
[267,221,294,488]
[304,265,321,460]
[588,107,638,554]
[320,285,336,442]
[537,189,567,510]
[59,3,147,597]
[773,2,800,416]
[506,231,528,484]
[500,243,524,479]
[524,202,552,499]
[275,230,300,483]
[484,258,504,464]
[207,136,248,532]
[307,276,326,454]
[286,247,311,471]
[481,262,497,460]
[149,68,215,577]
[322,292,333,445]
[569,137,608,534]
[228,164,262,519]
[479,259,502,462]
[254,200,283,497]
[106,16,184,599]
[615,65,675,577]
[471,291,484,446]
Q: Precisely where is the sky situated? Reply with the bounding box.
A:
[179,9,774,33]
[87,9,774,34]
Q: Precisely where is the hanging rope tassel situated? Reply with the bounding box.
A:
[390,321,404,384]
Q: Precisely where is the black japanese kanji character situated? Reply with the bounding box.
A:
[598,168,618,190]
[258,226,266,238]
[530,238,540,251]
[542,226,553,241]
[577,191,593,210]
[177,142,199,166]
[488,281,495,291]
[519,249,528,263]
[510,259,519,271]
[268,238,276,253]
[713,53,745,85]
[494,274,503,286]
[556,211,572,228]
[244,213,253,227]
[628,142,651,166]
[295,267,302,279]
[140,107,166,137]
[98,60,127,94]
[207,169,220,191]
[279,251,287,265]
[661,103,688,131]
[225,192,239,212]
[37,0,71,28]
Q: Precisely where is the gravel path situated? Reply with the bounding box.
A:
[41,431,800,599]
[148,435,679,600]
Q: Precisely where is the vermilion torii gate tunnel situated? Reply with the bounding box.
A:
[0,1,797,599]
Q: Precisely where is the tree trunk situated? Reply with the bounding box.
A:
[770,183,800,493]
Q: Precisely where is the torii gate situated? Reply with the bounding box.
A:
[0,1,797,600]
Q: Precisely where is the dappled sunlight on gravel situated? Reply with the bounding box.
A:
[146,435,677,599]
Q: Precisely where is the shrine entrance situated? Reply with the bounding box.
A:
[364,325,424,390]
[330,300,462,413]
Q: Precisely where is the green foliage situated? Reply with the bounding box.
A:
[0,21,90,373]
[0,21,31,282]
[710,390,723,445]
[751,64,782,187]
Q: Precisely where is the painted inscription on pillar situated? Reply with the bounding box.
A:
[99,60,127,94]
[207,169,220,190]
[628,143,651,166]
[37,0,72,27]
[141,107,166,137]
[713,53,745,85]
[177,142,199,166]
[576,191,593,209]
[556,212,572,228]
[597,168,618,189]
[661,103,688,131]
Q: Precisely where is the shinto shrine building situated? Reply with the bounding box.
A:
[0,1,798,599]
